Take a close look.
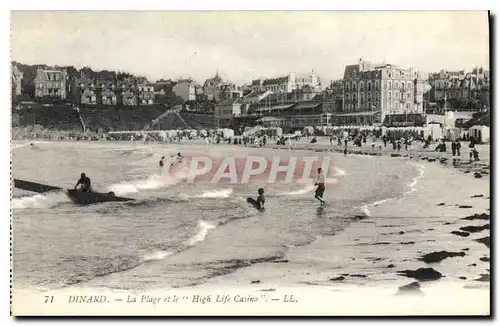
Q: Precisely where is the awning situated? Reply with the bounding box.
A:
[257,116,289,122]
[333,110,381,117]
[256,104,295,112]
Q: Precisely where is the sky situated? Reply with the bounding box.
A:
[10,11,490,85]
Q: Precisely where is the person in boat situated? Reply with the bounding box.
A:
[74,173,92,192]
[314,168,326,205]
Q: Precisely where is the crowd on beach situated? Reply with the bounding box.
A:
[13,122,486,164]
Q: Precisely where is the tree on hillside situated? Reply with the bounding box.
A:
[117,71,134,81]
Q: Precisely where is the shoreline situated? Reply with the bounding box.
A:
[184,154,490,289]
[11,138,490,315]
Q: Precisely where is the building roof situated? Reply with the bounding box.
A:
[262,76,289,86]
[294,103,322,110]
[245,90,269,98]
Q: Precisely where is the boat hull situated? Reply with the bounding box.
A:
[66,189,134,205]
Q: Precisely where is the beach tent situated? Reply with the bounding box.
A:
[469,125,490,143]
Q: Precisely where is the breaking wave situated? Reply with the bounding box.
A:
[187,220,217,246]
[194,188,233,199]
[11,191,70,210]
[107,175,181,196]
[142,250,175,262]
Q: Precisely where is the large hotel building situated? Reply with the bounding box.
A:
[339,58,425,126]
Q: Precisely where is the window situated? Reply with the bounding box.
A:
[408,82,412,89]
[388,81,392,89]
[388,92,392,101]
[395,82,399,89]
[368,92,372,99]
[376,81,380,90]
[360,82,364,91]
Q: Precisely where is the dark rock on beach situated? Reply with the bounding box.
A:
[468,263,477,267]
[398,231,405,235]
[386,264,396,268]
[459,276,467,280]
[437,202,446,206]
[352,215,368,221]
[462,248,469,251]
[459,224,490,233]
[451,231,470,237]
[329,276,345,281]
[350,274,367,278]
[471,194,484,198]
[391,153,401,157]
[461,213,490,221]
[396,282,423,295]
[400,241,415,245]
[458,205,473,209]
[475,274,490,282]
[479,257,490,262]
[397,268,443,281]
[464,170,471,174]
[419,251,466,263]
[475,237,490,248]
[250,280,261,284]
[443,222,452,225]
[474,172,483,178]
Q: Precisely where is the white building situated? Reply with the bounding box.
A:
[250,69,321,94]
[173,79,196,102]
[243,90,273,104]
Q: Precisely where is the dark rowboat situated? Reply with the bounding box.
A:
[14,178,134,206]
[66,189,134,205]
[14,179,62,193]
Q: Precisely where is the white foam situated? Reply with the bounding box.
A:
[360,197,396,217]
[142,250,174,262]
[407,163,426,193]
[187,220,217,247]
[11,192,70,209]
[107,175,178,196]
[12,142,30,150]
[333,166,347,176]
[281,184,316,196]
[194,188,233,199]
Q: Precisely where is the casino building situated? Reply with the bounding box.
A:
[336,58,425,127]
